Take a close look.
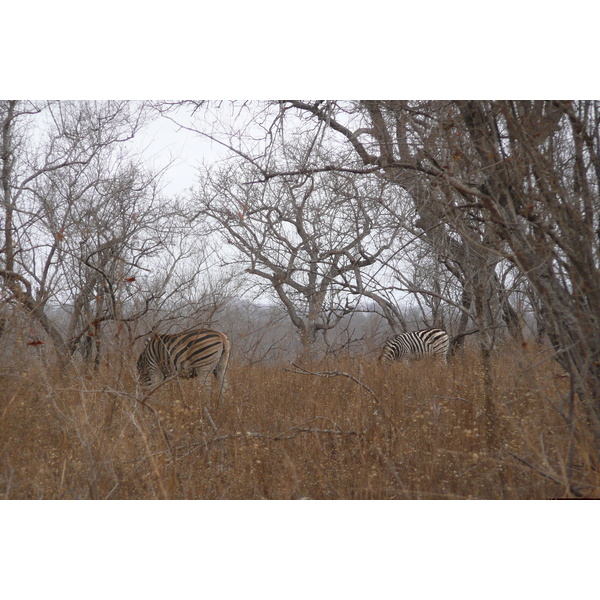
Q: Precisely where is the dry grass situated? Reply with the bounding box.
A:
[1,344,599,499]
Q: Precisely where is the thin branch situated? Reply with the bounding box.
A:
[507,452,586,498]
[285,362,382,406]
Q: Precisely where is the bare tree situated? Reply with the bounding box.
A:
[0,100,218,369]
[1,101,147,364]
[453,101,600,444]
[194,156,400,358]
[269,100,599,455]
[158,100,600,424]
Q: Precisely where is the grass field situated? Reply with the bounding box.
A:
[1,343,598,499]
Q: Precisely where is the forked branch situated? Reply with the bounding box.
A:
[284,363,400,429]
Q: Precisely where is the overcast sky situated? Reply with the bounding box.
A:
[135,112,218,197]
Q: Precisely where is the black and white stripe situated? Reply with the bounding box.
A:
[379,328,449,363]
[137,328,230,394]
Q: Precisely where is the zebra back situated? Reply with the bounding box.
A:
[379,328,449,363]
[137,328,231,392]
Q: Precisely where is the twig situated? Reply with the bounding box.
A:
[203,407,218,433]
[275,416,350,435]
[285,363,382,406]
[285,363,397,426]
[175,418,362,459]
[273,417,359,440]
[374,446,410,499]
[507,452,585,498]
[431,395,471,403]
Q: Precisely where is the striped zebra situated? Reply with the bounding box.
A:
[379,328,450,363]
[137,328,231,396]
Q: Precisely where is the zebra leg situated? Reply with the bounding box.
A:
[213,357,229,397]
[214,338,231,396]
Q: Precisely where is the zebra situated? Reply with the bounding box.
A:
[137,328,231,397]
[379,328,450,363]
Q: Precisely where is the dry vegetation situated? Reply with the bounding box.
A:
[1,343,599,500]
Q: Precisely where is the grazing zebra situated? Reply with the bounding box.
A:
[137,328,231,395]
[379,328,449,363]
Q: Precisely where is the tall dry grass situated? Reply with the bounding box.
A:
[1,343,598,499]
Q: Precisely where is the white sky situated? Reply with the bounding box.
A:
[136,112,216,196]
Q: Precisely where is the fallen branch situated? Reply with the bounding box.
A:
[284,363,397,426]
[285,363,382,406]
[174,419,362,459]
